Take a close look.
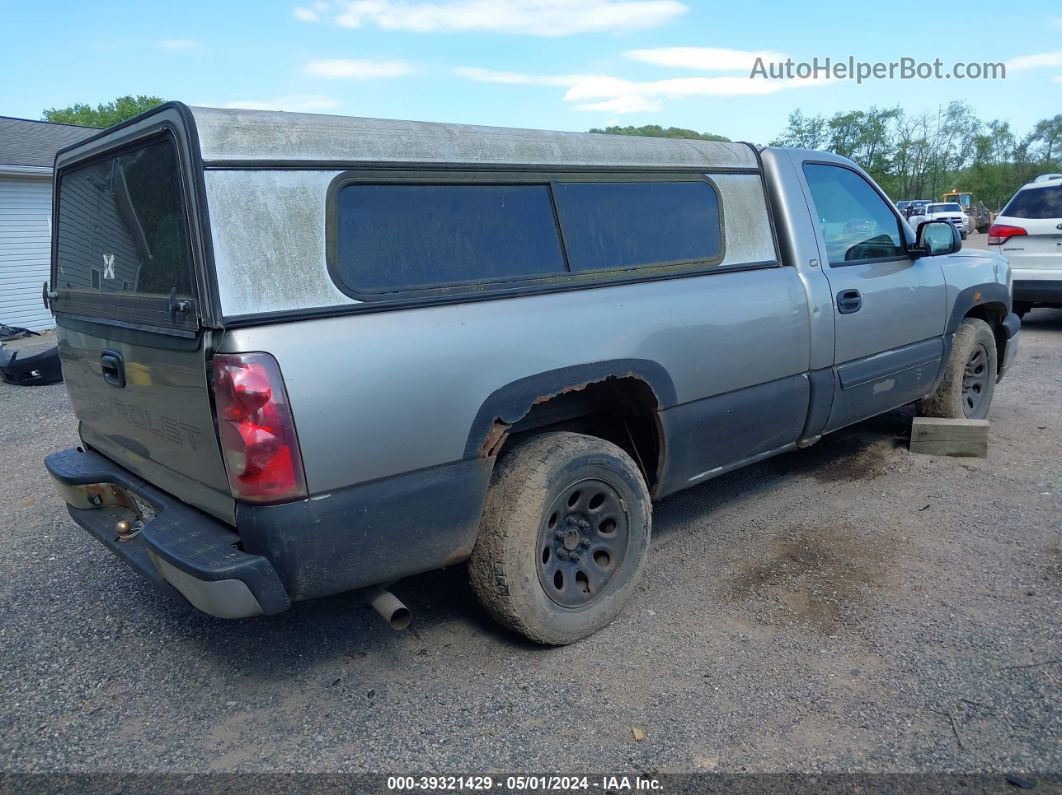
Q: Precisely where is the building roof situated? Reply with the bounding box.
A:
[0,116,98,169]
[187,105,758,169]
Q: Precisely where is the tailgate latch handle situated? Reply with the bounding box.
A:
[100,351,126,388]
[168,287,193,322]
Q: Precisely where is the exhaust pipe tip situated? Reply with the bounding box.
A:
[387,605,413,631]
[365,587,412,631]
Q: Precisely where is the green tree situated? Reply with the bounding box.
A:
[1025,114,1062,173]
[769,110,828,150]
[826,106,902,193]
[893,111,935,199]
[966,121,1018,209]
[42,95,165,128]
[589,124,730,142]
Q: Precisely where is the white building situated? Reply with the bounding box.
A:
[0,116,96,331]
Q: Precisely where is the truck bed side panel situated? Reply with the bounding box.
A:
[223,263,811,494]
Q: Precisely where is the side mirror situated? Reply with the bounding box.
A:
[912,219,961,257]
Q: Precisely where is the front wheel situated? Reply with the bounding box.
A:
[917,317,997,419]
[469,432,651,645]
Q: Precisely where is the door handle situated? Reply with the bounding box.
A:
[837,289,862,314]
[100,351,126,388]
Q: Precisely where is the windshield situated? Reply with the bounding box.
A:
[55,135,193,298]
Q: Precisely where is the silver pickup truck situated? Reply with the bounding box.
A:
[45,103,1019,644]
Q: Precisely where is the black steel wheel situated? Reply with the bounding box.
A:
[536,479,630,608]
[961,342,991,418]
[469,432,651,645]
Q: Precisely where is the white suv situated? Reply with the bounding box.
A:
[990,177,1062,316]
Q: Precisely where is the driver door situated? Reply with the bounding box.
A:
[797,158,947,431]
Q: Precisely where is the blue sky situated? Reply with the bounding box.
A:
[2,0,1060,142]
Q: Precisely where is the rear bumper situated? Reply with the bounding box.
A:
[1013,278,1062,305]
[47,447,493,615]
[45,448,290,618]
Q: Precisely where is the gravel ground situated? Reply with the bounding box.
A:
[0,306,1059,777]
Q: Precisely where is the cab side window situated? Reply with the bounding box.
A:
[803,164,905,265]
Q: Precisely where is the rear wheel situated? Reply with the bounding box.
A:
[917,317,997,420]
[469,432,651,645]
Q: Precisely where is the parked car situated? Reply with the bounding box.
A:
[905,199,932,219]
[989,176,1062,317]
[914,203,969,240]
[44,104,1019,644]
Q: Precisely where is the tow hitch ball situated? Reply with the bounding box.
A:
[114,519,141,542]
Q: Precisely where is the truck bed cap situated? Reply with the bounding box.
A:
[188,105,759,169]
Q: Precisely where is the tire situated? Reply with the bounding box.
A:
[961,231,968,241]
[468,431,651,645]
[917,317,997,420]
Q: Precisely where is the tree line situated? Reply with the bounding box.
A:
[43,95,164,129]
[594,105,1061,211]
[771,103,1060,210]
[588,124,730,142]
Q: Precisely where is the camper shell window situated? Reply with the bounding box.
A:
[52,131,198,331]
[55,135,193,298]
[329,174,726,298]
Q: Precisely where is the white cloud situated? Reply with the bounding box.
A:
[295,1,332,20]
[1006,50,1062,71]
[577,95,662,113]
[454,66,595,86]
[158,39,198,50]
[304,58,414,78]
[330,0,687,36]
[624,46,788,71]
[223,95,341,112]
[457,65,828,113]
[563,75,642,98]
[566,74,826,104]
[1052,75,1062,83]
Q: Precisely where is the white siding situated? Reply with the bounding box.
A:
[0,175,53,331]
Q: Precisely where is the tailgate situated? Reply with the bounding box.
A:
[1000,218,1062,271]
[51,122,234,522]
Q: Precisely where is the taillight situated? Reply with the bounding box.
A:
[987,224,1027,246]
[212,352,307,503]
